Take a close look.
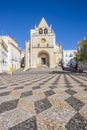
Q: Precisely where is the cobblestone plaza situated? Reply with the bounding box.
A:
[0,69,87,130]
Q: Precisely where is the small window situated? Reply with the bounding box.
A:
[70,53,73,57]
[65,54,67,57]
[39,28,43,34]
[38,43,40,47]
[47,43,49,47]
[44,28,48,34]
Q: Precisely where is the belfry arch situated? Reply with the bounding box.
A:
[37,51,50,67]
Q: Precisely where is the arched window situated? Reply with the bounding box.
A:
[39,28,43,34]
[44,28,48,34]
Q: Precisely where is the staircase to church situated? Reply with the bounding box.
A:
[37,64,49,69]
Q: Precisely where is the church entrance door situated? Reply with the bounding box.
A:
[38,51,50,68]
[41,58,46,64]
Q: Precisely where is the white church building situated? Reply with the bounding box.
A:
[25,17,62,69]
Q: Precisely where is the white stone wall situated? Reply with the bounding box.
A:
[0,40,8,72]
[0,36,21,72]
[8,44,20,69]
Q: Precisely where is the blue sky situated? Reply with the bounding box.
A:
[0,0,87,50]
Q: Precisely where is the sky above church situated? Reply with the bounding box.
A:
[0,0,87,50]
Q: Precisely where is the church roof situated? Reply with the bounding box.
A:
[38,17,49,28]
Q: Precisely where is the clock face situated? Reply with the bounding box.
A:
[41,38,46,43]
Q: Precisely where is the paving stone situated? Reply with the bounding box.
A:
[11,91,21,98]
[65,89,77,95]
[39,83,44,85]
[44,90,55,97]
[49,85,57,89]
[0,109,33,129]
[10,84,18,86]
[0,87,7,90]
[34,98,52,114]
[14,87,24,90]
[65,85,73,88]
[0,91,11,96]
[0,124,6,130]
[65,96,85,111]
[0,83,4,85]
[20,91,33,98]
[84,88,87,91]
[65,112,87,130]
[74,91,87,104]
[37,107,75,130]
[33,90,45,98]
[8,116,37,130]
[0,99,19,113]
[18,99,35,114]
[25,83,32,85]
[79,104,87,119]
[32,86,41,90]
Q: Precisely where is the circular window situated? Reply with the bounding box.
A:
[41,38,46,43]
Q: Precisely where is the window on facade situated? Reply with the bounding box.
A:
[38,43,40,47]
[44,28,48,34]
[80,48,83,52]
[47,43,49,47]
[39,28,43,34]
[65,54,67,57]
[70,53,73,57]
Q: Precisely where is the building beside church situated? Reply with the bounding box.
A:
[0,36,21,73]
[0,38,8,72]
[63,50,77,68]
[78,37,87,51]
[25,17,62,69]
[77,37,87,72]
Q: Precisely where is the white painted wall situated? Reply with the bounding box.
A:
[0,36,21,72]
[63,50,77,67]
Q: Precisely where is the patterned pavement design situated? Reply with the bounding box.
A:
[0,69,87,130]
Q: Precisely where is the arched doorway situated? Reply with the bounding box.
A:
[37,51,50,67]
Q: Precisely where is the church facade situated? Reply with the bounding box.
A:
[25,18,62,69]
